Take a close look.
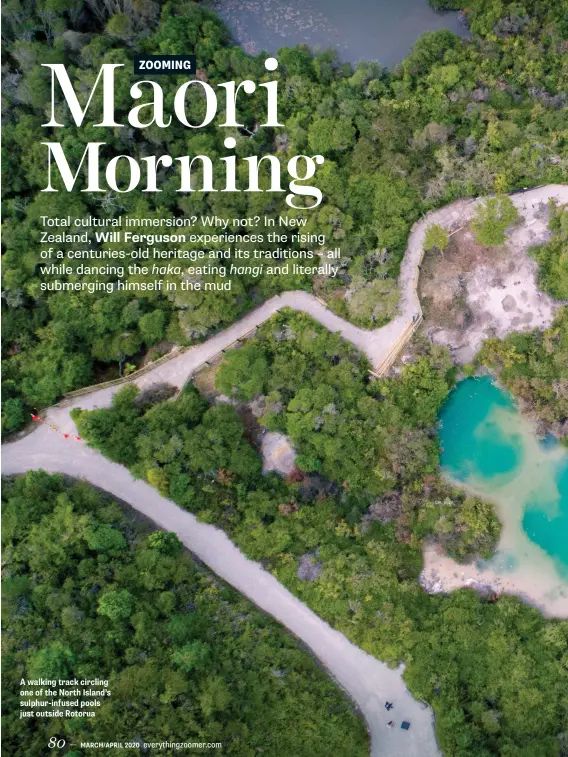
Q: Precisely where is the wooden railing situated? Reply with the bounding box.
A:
[372,238,426,376]
[63,246,429,400]
[173,311,278,398]
[62,346,194,400]
[373,314,423,377]
[62,311,280,403]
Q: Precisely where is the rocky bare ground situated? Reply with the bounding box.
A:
[419,197,560,363]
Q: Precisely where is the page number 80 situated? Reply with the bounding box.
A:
[48,737,66,749]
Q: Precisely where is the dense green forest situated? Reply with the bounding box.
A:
[2,0,568,432]
[2,472,369,756]
[530,204,568,301]
[72,310,500,560]
[71,308,568,757]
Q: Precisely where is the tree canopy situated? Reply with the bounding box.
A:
[2,472,369,757]
[424,224,449,252]
[472,195,519,247]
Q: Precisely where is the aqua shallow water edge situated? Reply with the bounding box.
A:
[438,376,568,578]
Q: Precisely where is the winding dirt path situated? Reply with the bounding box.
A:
[2,436,437,757]
[64,183,568,405]
[3,185,567,756]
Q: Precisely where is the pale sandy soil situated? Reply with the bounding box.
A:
[261,431,297,475]
[421,543,568,619]
[421,194,563,363]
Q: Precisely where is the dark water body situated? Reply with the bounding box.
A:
[439,377,568,576]
[211,0,467,66]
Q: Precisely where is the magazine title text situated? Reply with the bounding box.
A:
[41,59,325,209]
